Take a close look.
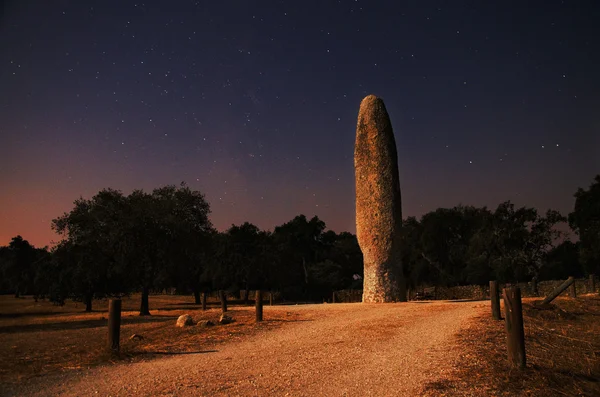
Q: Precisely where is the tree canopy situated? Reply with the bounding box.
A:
[2,174,597,306]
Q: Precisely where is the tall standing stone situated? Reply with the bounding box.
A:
[355,95,406,303]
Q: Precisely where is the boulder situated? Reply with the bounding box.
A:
[176,314,194,327]
[219,314,234,324]
[196,320,215,327]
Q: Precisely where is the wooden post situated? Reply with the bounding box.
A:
[490,281,501,320]
[407,287,411,301]
[589,275,596,294]
[255,290,263,322]
[503,287,526,369]
[332,291,336,303]
[201,291,207,311]
[541,277,574,305]
[219,290,227,312]
[269,291,273,306]
[569,282,577,298]
[107,299,122,353]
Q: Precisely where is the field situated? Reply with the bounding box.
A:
[0,294,293,386]
[423,295,600,396]
[1,293,599,396]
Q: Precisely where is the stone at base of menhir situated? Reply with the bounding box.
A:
[362,263,405,303]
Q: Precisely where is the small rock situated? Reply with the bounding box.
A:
[219,314,234,324]
[176,314,194,327]
[130,334,144,340]
[196,320,215,327]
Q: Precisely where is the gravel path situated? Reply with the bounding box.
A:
[6,300,486,396]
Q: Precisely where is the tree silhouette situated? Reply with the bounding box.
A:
[569,175,600,275]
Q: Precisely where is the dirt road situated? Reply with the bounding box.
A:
[6,300,486,396]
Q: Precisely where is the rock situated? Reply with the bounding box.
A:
[130,334,144,341]
[196,320,215,327]
[354,94,406,303]
[176,314,194,327]
[219,314,234,324]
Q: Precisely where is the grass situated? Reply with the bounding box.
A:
[0,294,297,386]
[422,294,600,397]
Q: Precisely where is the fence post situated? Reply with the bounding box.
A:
[541,277,574,305]
[590,275,596,294]
[219,290,227,312]
[255,290,263,322]
[269,291,273,306]
[490,281,501,320]
[503,286,526,369]
[107,299,122,353]
[569,281,577,298]
[332,291,336,303]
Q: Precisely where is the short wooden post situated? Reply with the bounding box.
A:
[201,291,207,311]
[569,282,577,298]
[589,274,596,294]
[332,291,336,303]
[490,281,501,320]
[269,291,273,306]
[255,290,263,322]
[503,286,526,369]
[531,278,538,296]
[107,299,122,353]
[407,287,412,301]
[219,290,227,312]
[541,277,574,305]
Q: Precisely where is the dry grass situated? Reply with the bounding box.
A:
[0,294,296,386]
[422,295,600,397]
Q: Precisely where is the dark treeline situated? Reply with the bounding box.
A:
[1,176,598,313]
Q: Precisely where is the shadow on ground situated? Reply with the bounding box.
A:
[0,315,174,334]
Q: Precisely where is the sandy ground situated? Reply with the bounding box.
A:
[3,300,486,397]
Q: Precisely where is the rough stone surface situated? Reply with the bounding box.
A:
[219,314,234,324]
[196,320,215,327]
[176,314,194,327]
[354,94,406,303]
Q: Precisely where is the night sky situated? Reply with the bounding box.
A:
[1,1,598,247]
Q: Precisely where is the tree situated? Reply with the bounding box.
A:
[466,202,566,283]
[52,189,128,310]
[119,184,212,315]
[542,241,582,280]
[400,217,431,289]
[0,236,47,298]
[273,215,326,300]
[418,206,487,286]
[569,175,600,275]
[52,183,212,315]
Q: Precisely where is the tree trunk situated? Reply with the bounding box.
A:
[194,289,201,305]
[531,277,538,297]
[85,293,93,312]
[140,286,151,316]
[244,284,250,305]
[14,287,20,298]
[219,290,228,312]
[202,291,207,311]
